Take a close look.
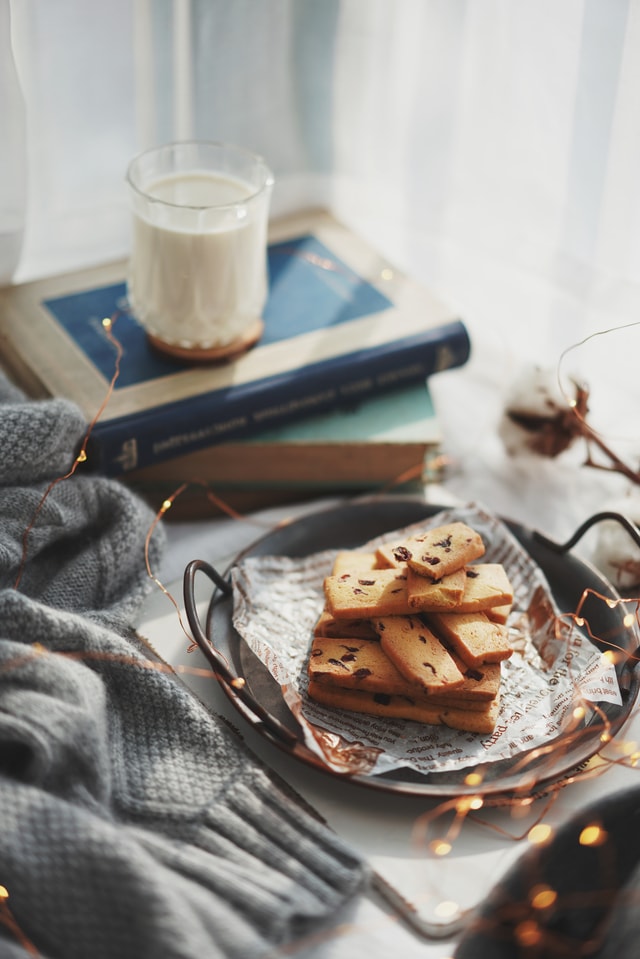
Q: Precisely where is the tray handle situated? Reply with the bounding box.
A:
[532,510,640,555]
[534,510,640,696]
[183,558,299,747]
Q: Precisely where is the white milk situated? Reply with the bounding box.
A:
[127,170,270,350]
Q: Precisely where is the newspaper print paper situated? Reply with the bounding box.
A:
[231,504,622,777]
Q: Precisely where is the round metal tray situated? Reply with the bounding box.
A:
[184,497,640,798]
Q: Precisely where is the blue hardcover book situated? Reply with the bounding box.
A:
[0,210,470,476]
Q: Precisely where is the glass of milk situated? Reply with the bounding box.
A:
[126,141,274,360]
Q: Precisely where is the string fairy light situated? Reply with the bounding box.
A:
[429,839,452,857]
[579,824,608,847]
[527,823,554,846]
[405,572,640,935]
[0,885,39,955]
[529,884,558,910]
[13,311,124,591]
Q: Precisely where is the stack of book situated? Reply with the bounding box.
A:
[0,209,469,519]
[124,379,442,519]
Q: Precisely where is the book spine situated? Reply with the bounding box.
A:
[86,320,470,476]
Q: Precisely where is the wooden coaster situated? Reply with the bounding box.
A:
[147,317,264,363]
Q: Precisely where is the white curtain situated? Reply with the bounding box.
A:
[4,0,640,368]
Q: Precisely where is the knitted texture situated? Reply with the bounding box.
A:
[0,374,367,958]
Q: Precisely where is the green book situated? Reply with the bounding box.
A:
[125,379,442,519]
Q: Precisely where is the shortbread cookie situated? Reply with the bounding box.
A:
[443,653,502,701]
[375,541,409,569]
[405,567,467,611]
[332,550,379,575]
[314,609,379,640]
[427,611,513,667]
[392,686,499,712]
[485,603,513,625]
[374,615,465,692]
[407,689,499,712]
[454,564,514,612]
[307,636,500,709]
[308,636,496,709]
[324,568,409,618]
[427,692,501,732]
[387,522,486,580]
[307,680,501,734]
[308,636,418,695]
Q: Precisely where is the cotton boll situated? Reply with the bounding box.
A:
[590,494,640,592]
[498,364,585,458]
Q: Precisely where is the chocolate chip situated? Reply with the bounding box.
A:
[464,667,484,682]
[393,546,412,562]
[373,693,391,705]
[434,535,453,550]
[354,668,372,679]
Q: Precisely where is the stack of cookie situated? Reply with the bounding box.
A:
[307,522,514,734]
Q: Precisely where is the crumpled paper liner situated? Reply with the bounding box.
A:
[231,504,621,778]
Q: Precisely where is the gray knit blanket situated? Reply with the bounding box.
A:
[0,373,366,958]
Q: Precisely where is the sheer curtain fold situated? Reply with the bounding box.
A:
[3,0,640,348]
[0,0,26,283]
